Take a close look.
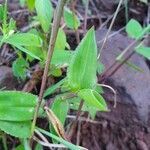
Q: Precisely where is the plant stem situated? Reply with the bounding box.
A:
[31,0,67,135]
[2,134,8,150]
[97,0,123,59]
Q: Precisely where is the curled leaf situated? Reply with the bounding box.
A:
[45,107,67,140]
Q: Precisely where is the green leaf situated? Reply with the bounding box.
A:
[50,67,62,77]
[35,0,53,33]
[126,19,143,39]
[0,120,31,138]
[12,58,29,80]
[136,46,150,60]
[78,89,108,111]
[5,33,42,60]
[15,144,24,150]
[51,50,73,66]
[0,107,35,121]
[0,91,42,138]
[35,144,43,150]
[64,7,80,30]
[0,91,43,120]
[36,128,83,150]
[15,44,41,60]
[0,91,37,107]
[67,27,97,91]
[54,28,67,50]
[6,33,42,47]
[0,91,41,121]
[44,78,66,97]
[26,0,35,11]
[8,18,16,31]
[0,4,4,21]
[97,61,105,74]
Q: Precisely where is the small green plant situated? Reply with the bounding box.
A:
[0,0,107,149]
[117,19,150,61]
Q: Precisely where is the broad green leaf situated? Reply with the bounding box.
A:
[0,120,31,138]
[67,28,97,91]
[6,33,42,47]
[35,0,53,33]
[12,58,29,80]
[64,7,80,30]
[0,91,37,107]
[0,107,35,121]
[136,46,150,60]
[36,128,84,150]
[126,19,143,39]
[78,89,108,111]
[0,91,42,121]
[26,46,44,61]
[51,50,73,66]
[26,0,35,11]
[44,78,66,97]
[55,28,67,50]
[0,91,43,138]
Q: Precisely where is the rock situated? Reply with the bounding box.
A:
[96,28,150,123]
[0,66,18,90]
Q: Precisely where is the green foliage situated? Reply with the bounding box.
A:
[51,50,73,67]
[67,27,97,91]
[44,78,66,97]
[55,28,67,50]
[0,4,4,21]
[126,19,150,60]
[126,19,143,39]
[0,2,108,149]
[136,46,150,60]
[0,121,32,138]
[12,58,29,80]
[35,0,53,33]
[64,7,80,30]
[26,0,35,11]
[78,89,108,111]
[0,91,42,138]
[1,33,42,60]
[6,33,42,47]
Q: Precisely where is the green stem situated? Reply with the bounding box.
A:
[31,0,67,136]
[2,134,8,150]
